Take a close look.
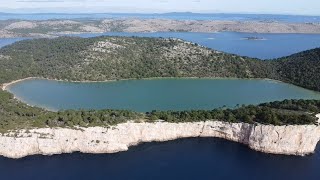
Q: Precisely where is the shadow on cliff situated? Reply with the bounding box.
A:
[315,141,320,156]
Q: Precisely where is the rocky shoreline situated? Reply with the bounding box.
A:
[0,121,319,159]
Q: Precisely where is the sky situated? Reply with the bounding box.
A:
[0,0,319,15]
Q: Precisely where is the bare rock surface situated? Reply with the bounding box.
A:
[4,21,38,30]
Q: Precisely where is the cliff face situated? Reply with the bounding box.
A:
[0,121,319,159]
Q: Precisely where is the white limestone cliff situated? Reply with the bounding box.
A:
[0,121,319,159]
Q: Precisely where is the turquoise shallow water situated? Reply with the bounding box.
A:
[7,78,320,112]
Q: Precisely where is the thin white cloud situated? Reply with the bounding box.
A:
[16,0,65,3]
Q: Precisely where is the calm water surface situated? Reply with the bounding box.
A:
[0,138,319,180]
[7,78,320,112]
[0,37,29,48]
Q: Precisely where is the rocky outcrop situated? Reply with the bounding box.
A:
[0,121,319,159]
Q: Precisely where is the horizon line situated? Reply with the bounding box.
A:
[0,11,320,17]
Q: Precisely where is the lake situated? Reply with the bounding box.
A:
[0,138,319,180]
[7,78,320,112]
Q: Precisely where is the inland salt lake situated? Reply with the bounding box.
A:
[1,32,320,180]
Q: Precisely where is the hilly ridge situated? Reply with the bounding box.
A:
[0,36,265,82]
[0,36,318,91]
[273,48,320,91]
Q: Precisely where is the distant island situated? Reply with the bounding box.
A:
[1,18,320,38]
[242,37,267,40]
[0,36,319,158]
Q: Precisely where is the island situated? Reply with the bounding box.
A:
[0,36,319,158]
[242,37,267,40]
[1,19,320,38]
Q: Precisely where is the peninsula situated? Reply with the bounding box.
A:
[0,36,319,158]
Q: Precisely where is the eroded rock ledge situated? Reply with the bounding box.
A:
[0,121,319,159]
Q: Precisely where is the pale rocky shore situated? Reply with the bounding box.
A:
[1,121,320,159]
[1,77,36,91]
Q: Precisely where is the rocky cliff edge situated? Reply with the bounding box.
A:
[0,121,319,159]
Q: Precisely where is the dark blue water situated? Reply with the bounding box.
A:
[1,12,320,23]
[0,138,319,180]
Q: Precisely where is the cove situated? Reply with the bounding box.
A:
[6,78,320,112]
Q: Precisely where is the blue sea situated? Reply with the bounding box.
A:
[0,138,319,180]
[0,12,320,23]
